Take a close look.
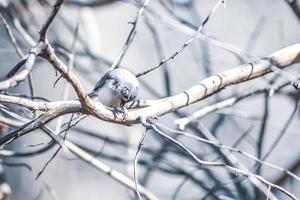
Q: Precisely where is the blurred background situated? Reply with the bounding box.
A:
[0,0,300,199]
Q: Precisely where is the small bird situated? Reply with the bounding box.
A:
[91,68,139,111]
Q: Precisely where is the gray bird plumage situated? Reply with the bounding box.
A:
[92,68,139,107]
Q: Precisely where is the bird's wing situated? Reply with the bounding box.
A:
[93,71,115,92]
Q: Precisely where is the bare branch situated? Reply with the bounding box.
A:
[0,44,299,128]
[143,3,252,61]
[39,0,65,41]
[136,0,225,77]
[0,12,24,57]
[38,124,159,200]
[285,0,300,20]
[134,128,148,200]
[175,82,291,130]
[141,119,297,200]
[65,0,118,7]
[0,43,43,90]
[111,0,150,70]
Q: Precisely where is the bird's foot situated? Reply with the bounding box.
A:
[112,107,128,120]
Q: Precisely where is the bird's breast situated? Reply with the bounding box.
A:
[97,84,123,107]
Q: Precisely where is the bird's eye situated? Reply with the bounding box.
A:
[121,87,130,99]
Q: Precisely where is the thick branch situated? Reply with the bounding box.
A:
[1,44,299,126]
[175,82,290,130]
[125,44,300,122]
[41,41,88,104]
[0,94,80,111]
[0,104,80,147]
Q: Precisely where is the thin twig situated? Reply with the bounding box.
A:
[141,119,297,199]
[175,82,291,130]
[156,122,300,183]
[257,96,299,165]
[39,0,65,41]
[110,0,150,69]
[256,91,270,178]
[39,125,159,200]
[0,12,24,57]
[145,17,171,96]
[136,0,226,77]
[134,128,148,200]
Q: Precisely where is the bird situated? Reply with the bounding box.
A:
[91,68,139,112]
